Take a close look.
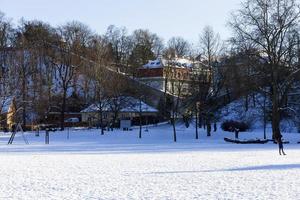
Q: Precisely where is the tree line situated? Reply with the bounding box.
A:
[0,0,300,143]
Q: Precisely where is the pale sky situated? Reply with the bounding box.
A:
[0,0,241,43]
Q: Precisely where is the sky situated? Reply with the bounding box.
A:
[0,0,241,43]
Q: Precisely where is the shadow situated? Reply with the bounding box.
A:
[146,164,300,175]
[146,170,205,175]
[224,164,300,172]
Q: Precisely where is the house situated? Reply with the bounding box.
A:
[81,96,159,127]
[0,97,13,130]
[137,57,211,96]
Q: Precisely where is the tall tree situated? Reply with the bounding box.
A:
[230,0,300,141]
[105,25,132,72]
[88,35,112,135]
[199,26,223,93]
[0,11,14,114]
[52,21,91,130]
[166,36,190,58]
[199,26,221,67]
[19,20,57,125]
[129,29,164,76]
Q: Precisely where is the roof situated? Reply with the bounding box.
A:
[120,100,158,113]
[142,58,194,69]
[81,96,158,113]
[81,103,111,113]
[143,59,164,68]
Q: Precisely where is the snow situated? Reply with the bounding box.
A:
[219,95,266,128]
[121,100,158,113]
[142,58,193,69]
[81,96,158,113]
[0,123,300,199]
[143,59,163,68]
[218,94,299,132]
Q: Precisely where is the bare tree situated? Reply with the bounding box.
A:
[105,25,132,72]
[129,29,164,76]
[166,37,190,58]
[230,0,300,142]
[187,53,228,138]
[164,58,188,142]
[19,20,57,126]
[51,22,91,130]
[199,26,224,94]
[0,11,14,117]
[51,45,74,131]
[199,26,222,66]
[13,21,37,128]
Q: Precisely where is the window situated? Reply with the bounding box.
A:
[177,73,181,79]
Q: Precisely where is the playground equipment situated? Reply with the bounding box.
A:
[7,123,29,145]
[6,97,29,145]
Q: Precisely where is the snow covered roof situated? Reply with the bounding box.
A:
[81,103,110,113]
[120,100,158,113]
[81,96,158,113]
[142,58,193,69]
[143,59,164,68]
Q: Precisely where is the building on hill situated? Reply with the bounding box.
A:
[137,57,211,96]
[81,96,159,128]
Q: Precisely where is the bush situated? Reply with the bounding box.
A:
[221,120,249,132]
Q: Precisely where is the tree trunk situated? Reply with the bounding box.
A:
[100,110,104,135]
[139,117,142,138]
[172,118,177,142]
[60,90,67,131]
[214,122,217,132]
[207,120,211,137]
[245,95,249,111]
[198,113,202,128]
[271,86,281,140]
[22,72,27,129]
[252,94,256,107]
[139,99,142,139]
[195,109,199,139]
[263,95,267,139]
[111,112,118,131]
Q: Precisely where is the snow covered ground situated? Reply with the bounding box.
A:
[0,123,300,200]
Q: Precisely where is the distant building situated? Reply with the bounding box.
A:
[81,96,159,127]
[137,57,211,96]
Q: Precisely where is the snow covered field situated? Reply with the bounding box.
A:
[0,124,300,200]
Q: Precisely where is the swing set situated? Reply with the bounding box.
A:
[4,97,59,145]
[7,122,29,144]
[5,97,29,145]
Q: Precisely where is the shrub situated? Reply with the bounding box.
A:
[221,120,249,132]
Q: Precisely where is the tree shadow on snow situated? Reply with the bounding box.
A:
[223,164,300,172]
[146,164,300,175]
